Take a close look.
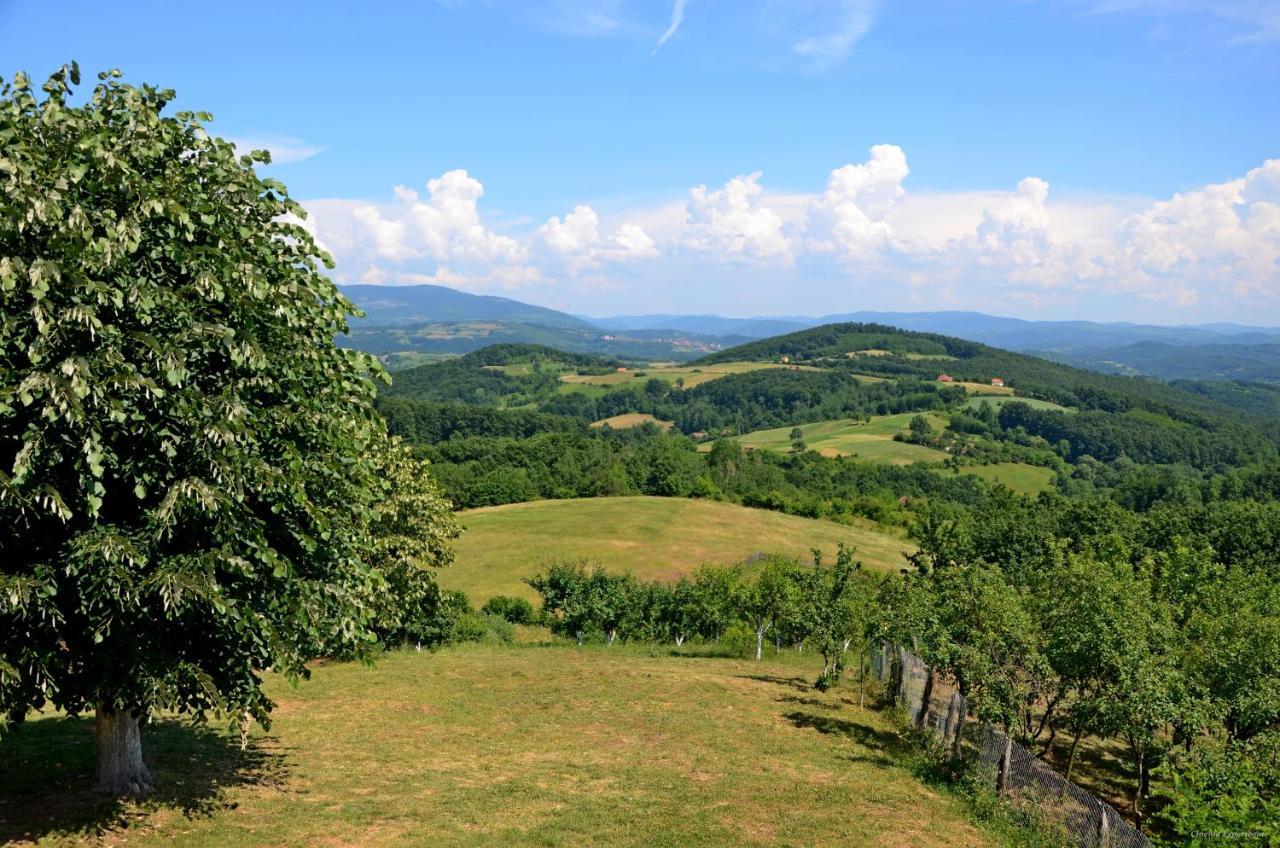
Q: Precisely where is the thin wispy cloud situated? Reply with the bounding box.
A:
[653,0,689,53]
[761,0,881,69]
[1072,1,1280,43]
[226,135,322,164]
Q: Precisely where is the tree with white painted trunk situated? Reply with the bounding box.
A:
[735,556,794,660]
[0,66,441,795]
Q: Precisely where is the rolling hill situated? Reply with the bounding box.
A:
[445,497,913,603]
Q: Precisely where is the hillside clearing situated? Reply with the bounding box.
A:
[591,413,674,430]
[962,396,1073,413]
[559,360,816,390]
[448,496,912,602]
[1,647,994,848]
[727,413,951,465]
[952,382,1013,395]
[960,463,1057,496]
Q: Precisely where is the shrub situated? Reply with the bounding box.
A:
[449,612,490,644]
[481,595,536,624]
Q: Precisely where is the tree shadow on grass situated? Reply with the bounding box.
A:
[735,673,812,693]
[0,714,288,845]
[783,711,902,753]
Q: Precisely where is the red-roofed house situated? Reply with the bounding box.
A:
[937,374,954,383]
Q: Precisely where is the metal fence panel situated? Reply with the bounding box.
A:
[869,644,1151,848]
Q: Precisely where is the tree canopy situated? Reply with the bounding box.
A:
[0,65,453,793]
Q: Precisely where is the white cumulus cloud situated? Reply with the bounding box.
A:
[682,172,792,262]
[806,143,909,257]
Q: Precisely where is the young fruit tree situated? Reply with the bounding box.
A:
[0,66,439,795]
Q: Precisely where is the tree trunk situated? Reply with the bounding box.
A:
[94,705,153,797]
[1131,741,1146,820]
[675,633,685,647]
[755,626,765,660]
[576,629,584,646]
[1065,725,1084,782]
[915,665,936,728]
[607,628,616,646]
[858,647,866,708]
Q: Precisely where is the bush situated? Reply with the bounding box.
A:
[481,614,516,646]
[449,611,489,644]
[481,595,536,624]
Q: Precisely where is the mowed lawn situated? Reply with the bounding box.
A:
[728,413,950,465]
[1,647,995,848]
[447,496,913,602]
[960,462,1057,496]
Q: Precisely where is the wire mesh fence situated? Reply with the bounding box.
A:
[869,644,1151,848]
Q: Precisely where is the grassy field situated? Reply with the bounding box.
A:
[727,413,951,465]
[1,647,997,848]
[591,413,674,431]
[447,496,913,602]
[962,396,1072,413]
[952,382,1013,395]
[960,463,1057,496]
[559,360,815,390]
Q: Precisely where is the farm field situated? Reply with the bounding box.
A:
[0,647,995,848]
[727,413,951,465]
[960,462,1057,496]
[951,381,1013,395]
[591,413,674,430]
[559,360,813,390]
[447,496,913,602]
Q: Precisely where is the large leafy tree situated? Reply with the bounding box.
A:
[0,66,416,795]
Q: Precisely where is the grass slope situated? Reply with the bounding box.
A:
[961,463,1057,496]
[730,413,951,465]
[559,360,814,390]
[448,496,912,602]
[3,647,994,848]
[590,413,674,430]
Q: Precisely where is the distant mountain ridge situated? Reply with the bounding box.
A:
[337,284,1280,382]
[341,284,595,331]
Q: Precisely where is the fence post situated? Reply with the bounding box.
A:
[1098,803,1111,848]
[997,734,1013,797]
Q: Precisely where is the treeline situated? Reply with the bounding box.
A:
[416,425,989,523]
[544,369,964,434]
[943,399,1274,470]
[382,344,619,406]
[524,547,875,688]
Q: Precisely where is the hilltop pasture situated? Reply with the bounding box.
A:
[446,496,912,603]
[0,648,994,848]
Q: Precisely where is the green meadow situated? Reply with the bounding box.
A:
[446,496,913,603]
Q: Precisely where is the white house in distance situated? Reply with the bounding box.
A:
[990,377,1005,387]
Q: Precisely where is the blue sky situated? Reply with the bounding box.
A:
[2,0,1279,322]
